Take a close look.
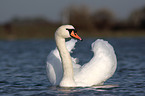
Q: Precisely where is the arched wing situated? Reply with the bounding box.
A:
[74,39,117,86]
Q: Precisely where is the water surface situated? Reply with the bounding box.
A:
[0,38,145,96]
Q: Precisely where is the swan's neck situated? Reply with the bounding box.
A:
[55,35,76,87]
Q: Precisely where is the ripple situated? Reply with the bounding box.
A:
[0,38,145,96]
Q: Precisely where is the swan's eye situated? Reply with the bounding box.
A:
[66,28,82,40]
[66,29,77,34]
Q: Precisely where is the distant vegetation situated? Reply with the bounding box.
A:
[0,5,145,40]
[68,5,145,31]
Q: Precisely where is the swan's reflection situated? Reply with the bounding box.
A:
[49,84,119,95]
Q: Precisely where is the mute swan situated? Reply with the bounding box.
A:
[46,25,117,87]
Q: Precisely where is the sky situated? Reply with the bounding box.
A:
[0,0,145,24]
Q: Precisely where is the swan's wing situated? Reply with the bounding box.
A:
[46,49,62,85]
[46,39,78,85]
[74,39,117,86]
[66,39,77,53]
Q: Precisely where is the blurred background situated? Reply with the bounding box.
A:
[0,0,145,40]
[0,1,145,95]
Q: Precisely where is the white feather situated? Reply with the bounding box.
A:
[46,25,117,87]
[46,39,117,87]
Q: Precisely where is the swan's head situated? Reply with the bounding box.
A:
[55,25,82,41]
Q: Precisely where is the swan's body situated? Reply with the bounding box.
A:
[46,25,117,87]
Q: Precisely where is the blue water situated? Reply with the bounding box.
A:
[0,38,145,96]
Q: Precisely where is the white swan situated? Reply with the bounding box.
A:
[46,25,117,87]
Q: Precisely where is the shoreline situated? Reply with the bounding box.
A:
[0,25,145,40]
[1,32,145,41]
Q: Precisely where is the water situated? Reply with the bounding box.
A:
[0,38,145,96]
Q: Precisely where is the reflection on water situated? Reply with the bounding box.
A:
[0,38,145,96]
[46,85,119,96]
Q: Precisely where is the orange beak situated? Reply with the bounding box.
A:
[70,31,82,41]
